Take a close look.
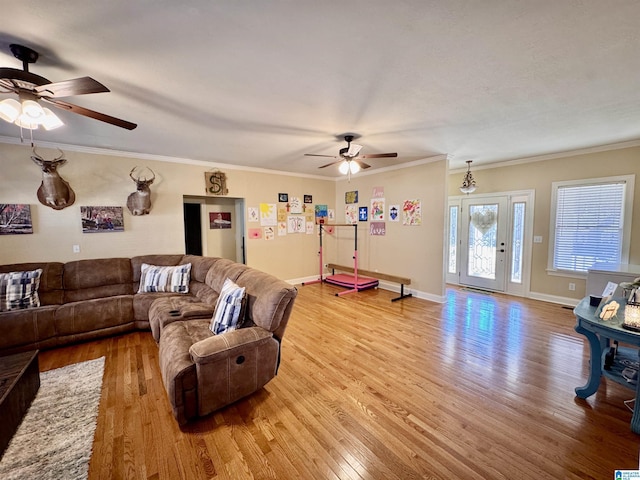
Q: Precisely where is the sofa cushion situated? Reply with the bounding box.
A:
[0,305,58,351]
[131,254,184,285]
[210,278,246,335]
[0,263,64,305]
[0,269,42,312]
[138,263,191,293]
[63,258,133,303]
[55,296,133,336]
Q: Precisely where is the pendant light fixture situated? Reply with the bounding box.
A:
[460,160,477,194]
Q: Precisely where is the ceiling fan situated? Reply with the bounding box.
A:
[0,44,137,130]
[305,134,398,173]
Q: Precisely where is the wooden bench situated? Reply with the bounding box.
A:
[326,263,412,302]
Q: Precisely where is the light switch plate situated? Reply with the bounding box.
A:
[533,236,543,244]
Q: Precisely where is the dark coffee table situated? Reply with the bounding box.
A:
[0,350,40,457]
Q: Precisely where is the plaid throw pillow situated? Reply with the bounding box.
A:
[210,278,246,335]
[0,269,43,312]
[138,263,191,293]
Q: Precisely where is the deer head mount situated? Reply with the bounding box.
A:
[31,147,76,210]
[126,166,155,215]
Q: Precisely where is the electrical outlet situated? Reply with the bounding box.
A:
[569,282,576,291]
[533,235,543,244]
[72,244,80,253]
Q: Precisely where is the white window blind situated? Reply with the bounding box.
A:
[553,181,625,272]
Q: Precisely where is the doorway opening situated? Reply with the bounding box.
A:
[183,196,245,264]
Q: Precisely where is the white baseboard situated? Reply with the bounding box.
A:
[527,291,579,307]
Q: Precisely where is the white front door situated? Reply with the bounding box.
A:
[459,196,509,291]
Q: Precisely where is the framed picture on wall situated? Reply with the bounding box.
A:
[0,204,33,235]
[304,194,313,204]
[209,212,232,229]
[278,193,288,203]
[81,206,124,233]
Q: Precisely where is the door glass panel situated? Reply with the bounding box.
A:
[448,205,458,274]
[511,202,525,283]
[467,204,498,280]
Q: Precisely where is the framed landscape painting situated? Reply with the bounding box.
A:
[0,204,33,235]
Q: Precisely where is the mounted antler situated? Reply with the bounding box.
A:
[126,166,155,215]
[31,147,75,210]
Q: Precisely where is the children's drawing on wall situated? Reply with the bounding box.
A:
[287,216,305,233]
[315,204,328,224]
[345,191,358,204]
[388,204,400,222]
[209,212,231,229]
[81,206,124,233]
[263,226,275,240]
[277,207,287,222]
[370,198,384,221]
[247,207,259,222]
[328,209,335,222]
[358,206,368,222]
[260,203,277,226]
[372,186,384,198]
[289,196,303,214]
[345,205,358,224]
[0,204,33,235]
[248,228,262,239]
[278,222,287,236]
[402,199,421,226]
[370,222,386,236]
[306,221,315,234]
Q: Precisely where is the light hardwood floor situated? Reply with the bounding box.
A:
[39,284,640,479]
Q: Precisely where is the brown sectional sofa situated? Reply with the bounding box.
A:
[0,255,298,424]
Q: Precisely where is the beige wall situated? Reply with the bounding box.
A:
[4,138,637,302]
[0,143,334,283]
[332,159,448,299]
[0,142,448,299]
[448,145,640,300]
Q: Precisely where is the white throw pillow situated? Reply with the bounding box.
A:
[210,278,246,335]
[0,269,43,312]
[138,263,191,293]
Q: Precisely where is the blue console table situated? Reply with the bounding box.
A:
[574,296,640,433]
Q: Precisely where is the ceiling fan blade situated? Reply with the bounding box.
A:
[347,144,363,157]
[360,152,398,159]
[354,160,371,169]
[319,160,342,169]
[305,153,338,158]
[36,76,110,98]
[43,98,137,130]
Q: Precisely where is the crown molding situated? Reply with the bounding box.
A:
[448,139,640,174]
[0,135,332,180]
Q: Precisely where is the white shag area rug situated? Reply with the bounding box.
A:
[0,356,105,480]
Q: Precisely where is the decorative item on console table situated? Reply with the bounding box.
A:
[623,288,640,331]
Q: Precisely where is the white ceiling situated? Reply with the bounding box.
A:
[1,1,640,177]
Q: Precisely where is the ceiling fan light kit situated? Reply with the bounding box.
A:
[0,43,137,131]
[338,160,360,175]
[1,97,65,130]
[305,134,398,177]
[460,160,477,194]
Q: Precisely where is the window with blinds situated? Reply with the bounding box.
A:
[550,176,634,273]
